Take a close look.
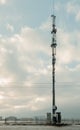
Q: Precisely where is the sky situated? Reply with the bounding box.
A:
[0,0,80,119]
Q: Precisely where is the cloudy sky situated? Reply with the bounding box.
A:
[0,0,80,119]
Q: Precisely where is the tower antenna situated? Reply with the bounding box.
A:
[51,0,61,125]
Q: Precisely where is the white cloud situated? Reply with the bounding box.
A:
[0,0,8,5]
[0,77,11,86]
[57,28,80,65]
[0,25,52,116]
[6,24,14,32]
[66,1,80,22]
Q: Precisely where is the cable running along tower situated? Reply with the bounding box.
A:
[51,0,61,125]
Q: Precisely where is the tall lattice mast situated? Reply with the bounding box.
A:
[51,0,57,124]
[51,0,61,125]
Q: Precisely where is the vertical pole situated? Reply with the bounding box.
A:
[51,15,57,125]
[52,55,57,124]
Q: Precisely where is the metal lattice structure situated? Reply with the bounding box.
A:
[51,14,57,124]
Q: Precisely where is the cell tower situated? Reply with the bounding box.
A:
[51,1,61,125]
[51,14,57,124]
